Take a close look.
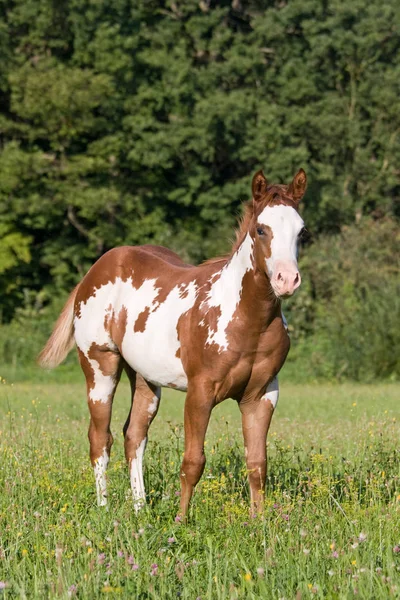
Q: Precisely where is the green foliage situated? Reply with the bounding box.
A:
[286,218,400,380]
[0,0,399,379]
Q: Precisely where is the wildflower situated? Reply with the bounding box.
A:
[351,542,359,549]
[0,582,7,590]
[332,551,339,559]
[358,533,367,543]
[97,553,106,565]
[117,551,124,558]
[150,563,158,576]
[21,549,28,557]
[87,547,93,554]
[328,570,335,577]
[393,546,400,554]
[68,584,77,597]
[168,537,176,544]
[352,560,357,566]
[175,516,182,523]
[127,555,135,565]
[256,567,265,577]
[243,573,252,581]
[303,548,310,555]
[132,564,139,571]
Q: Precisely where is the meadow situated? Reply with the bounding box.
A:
[0,376,399,599]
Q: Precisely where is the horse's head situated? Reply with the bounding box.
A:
[250,169,307,298]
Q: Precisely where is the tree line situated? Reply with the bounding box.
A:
[0,0,399,380]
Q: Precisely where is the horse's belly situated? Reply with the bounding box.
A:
[122,331,188,391]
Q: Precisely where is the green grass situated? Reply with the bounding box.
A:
[0,375,399,599]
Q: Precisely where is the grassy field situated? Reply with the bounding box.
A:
[0,376,399,599]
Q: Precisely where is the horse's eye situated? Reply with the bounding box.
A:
[298,227,307,239]
[256,227,264,236]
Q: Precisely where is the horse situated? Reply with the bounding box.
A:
[38,168,307,517]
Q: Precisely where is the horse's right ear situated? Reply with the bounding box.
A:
[252,170,268,202]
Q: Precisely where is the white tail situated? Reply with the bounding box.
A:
[37,285,80,369]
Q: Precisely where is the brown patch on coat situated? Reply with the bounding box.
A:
[77,347,95,394]
[111,306,128,349]
[253,225,274,272]
[87,343,120,378]
[205,305,222,334]
[175,347,181,359]
[134,306,150,333]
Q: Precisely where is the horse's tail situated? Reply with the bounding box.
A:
[37,284,80,369]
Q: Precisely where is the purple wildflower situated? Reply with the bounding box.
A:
[175,515,182,523]
[393,545,400,554]
[150,563,158,576]
[132,563,139,571]
[127,555,135,565]
[97,553,106,565]
[68,584,77,597]
[332,551,339,559]
[168,537,176,544]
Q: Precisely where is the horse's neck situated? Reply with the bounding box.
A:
[205,233,254,305]
[206,232,279,324]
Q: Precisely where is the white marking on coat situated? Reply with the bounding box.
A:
[130,438,147,511]
[74,276,198,393]
[282,312,288,331]
[148,394,159,416]
[94,447,109,506]
[258,205,304,277]
[262,377,279,409]
[122,280,198,389]
[202,233,254,351]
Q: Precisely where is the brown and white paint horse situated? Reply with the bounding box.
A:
[39,169,307,517]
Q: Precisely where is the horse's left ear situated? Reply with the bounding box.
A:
[252,170,269,202]
[288,169,307,205]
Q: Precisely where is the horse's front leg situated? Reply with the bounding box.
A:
[179,382,215,518]
[240,377,279,514]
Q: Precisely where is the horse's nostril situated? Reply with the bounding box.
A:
[294,272,299,285]
[277,272,284,282]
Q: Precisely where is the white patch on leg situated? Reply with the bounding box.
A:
[130,438,147,512]
[148,394,159,417]
[262,377,279,409]
[94,447,109,506]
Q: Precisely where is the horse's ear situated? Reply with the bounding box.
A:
[252,170,268,202]
[288,169,307,205]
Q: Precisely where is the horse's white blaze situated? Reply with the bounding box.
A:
[94,447,109,506]
[262,377,279,409]
[202,233,254,351]
[258,205,304,277]
[130,438,147,511]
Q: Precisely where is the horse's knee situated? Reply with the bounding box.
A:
[246,459,266,488]
[181,453,206,486]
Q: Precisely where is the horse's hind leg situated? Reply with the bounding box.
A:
[77,345,122,506]
[123,365,161,511]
